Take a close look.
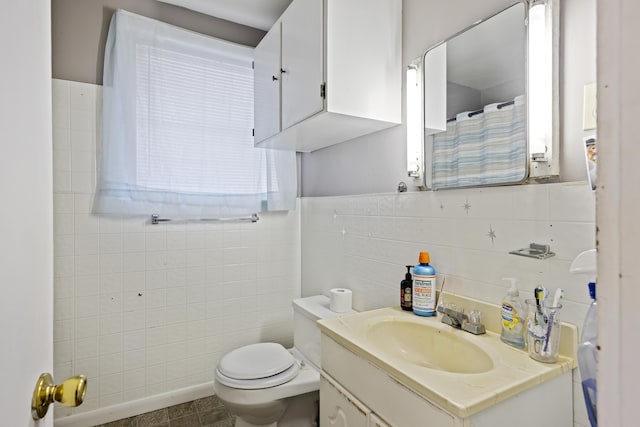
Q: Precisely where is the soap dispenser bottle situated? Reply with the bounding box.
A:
[500,277,525,348]
[401,266,413,311]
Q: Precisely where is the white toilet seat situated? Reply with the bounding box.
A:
[215,362,300,389]
[215,342,300,390]
[213,348,320,405]
[218,342,296,380]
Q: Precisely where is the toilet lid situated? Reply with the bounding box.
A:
[215,362,299,389]
[217,343,296,380]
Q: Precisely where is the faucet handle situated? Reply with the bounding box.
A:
[438,305,486,334]
[468,309,482,325]
[461,309,486,335]
[438,304,467,328]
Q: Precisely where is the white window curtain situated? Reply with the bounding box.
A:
[95,10,297,218]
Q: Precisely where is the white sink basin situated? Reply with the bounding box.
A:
[365,319,493,373]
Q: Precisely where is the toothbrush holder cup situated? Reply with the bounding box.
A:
[524,298,562,363]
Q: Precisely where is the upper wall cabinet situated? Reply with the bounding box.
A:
[254,0,402,152]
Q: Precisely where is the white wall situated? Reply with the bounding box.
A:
[52,80,301,418]
[301,0,597,196]
[302,182,595,426]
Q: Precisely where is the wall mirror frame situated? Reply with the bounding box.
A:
[407,0,559,190]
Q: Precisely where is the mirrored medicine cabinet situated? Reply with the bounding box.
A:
[407,0,559,190]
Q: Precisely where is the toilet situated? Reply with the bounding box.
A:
[213,295,350,427]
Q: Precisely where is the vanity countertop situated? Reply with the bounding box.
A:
[318,299,577,419]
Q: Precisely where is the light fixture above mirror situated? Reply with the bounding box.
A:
[406,58,423,180]
[406,0,559,189]
[528,0,559,178]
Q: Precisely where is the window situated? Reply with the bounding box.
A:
[95,10,296,218]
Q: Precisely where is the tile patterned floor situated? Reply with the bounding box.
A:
[94,395,235,427]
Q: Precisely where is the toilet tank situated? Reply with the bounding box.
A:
[293,295,354,370]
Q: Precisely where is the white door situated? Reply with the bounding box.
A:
[597,0,640,424]
[280,0,324,130]
[0,1,54,425]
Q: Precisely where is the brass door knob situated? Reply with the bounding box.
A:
[31,373,87,419]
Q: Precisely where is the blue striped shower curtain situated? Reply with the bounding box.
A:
[431,95,527,189]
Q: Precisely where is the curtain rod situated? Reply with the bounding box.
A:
[151,213,259,225]
[446,99,516,123]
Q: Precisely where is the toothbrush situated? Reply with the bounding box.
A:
[541,286,549,307]
[534,286,545,324]
[542,288,564,353]
[540,286,550,322]
[551,287,564,308]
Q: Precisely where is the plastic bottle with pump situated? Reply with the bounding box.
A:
[401,265,413,311]
[500,277,525,348]
[412,252,436,316]
[571,249,597,427]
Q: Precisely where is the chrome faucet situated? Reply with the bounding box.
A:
[437,305,486,335]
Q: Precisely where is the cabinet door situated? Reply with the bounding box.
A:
[254,22,281,143]
[320,376,370,427]
[368,413,390,427]
[280,0,324,130]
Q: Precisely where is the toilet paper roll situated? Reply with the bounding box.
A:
[329,288,353,313]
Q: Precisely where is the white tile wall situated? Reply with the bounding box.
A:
[52,79,301,417]
[301,182,595,427]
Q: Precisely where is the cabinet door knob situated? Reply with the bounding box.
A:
[280,68,287,74]
[272,75,278,81]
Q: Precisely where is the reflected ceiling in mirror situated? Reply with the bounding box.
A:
[445,4,525,118]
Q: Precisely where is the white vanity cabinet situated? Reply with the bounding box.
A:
[320,374,389,427]
[320,333,573,427]
[253,0,402,152]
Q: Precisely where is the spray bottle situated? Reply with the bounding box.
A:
[570,249,597,427]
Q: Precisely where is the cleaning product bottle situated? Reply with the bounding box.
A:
[578,282,597,427]
[401,265,413,311]
[412,252,436,316]
[500,277,525,348]
[571,249,597,427]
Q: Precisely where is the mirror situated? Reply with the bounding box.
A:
[441,4,525,120]
[407,1,559,190]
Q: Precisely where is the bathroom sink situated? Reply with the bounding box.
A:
[364,319,493,373]
[318,301,577,419]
